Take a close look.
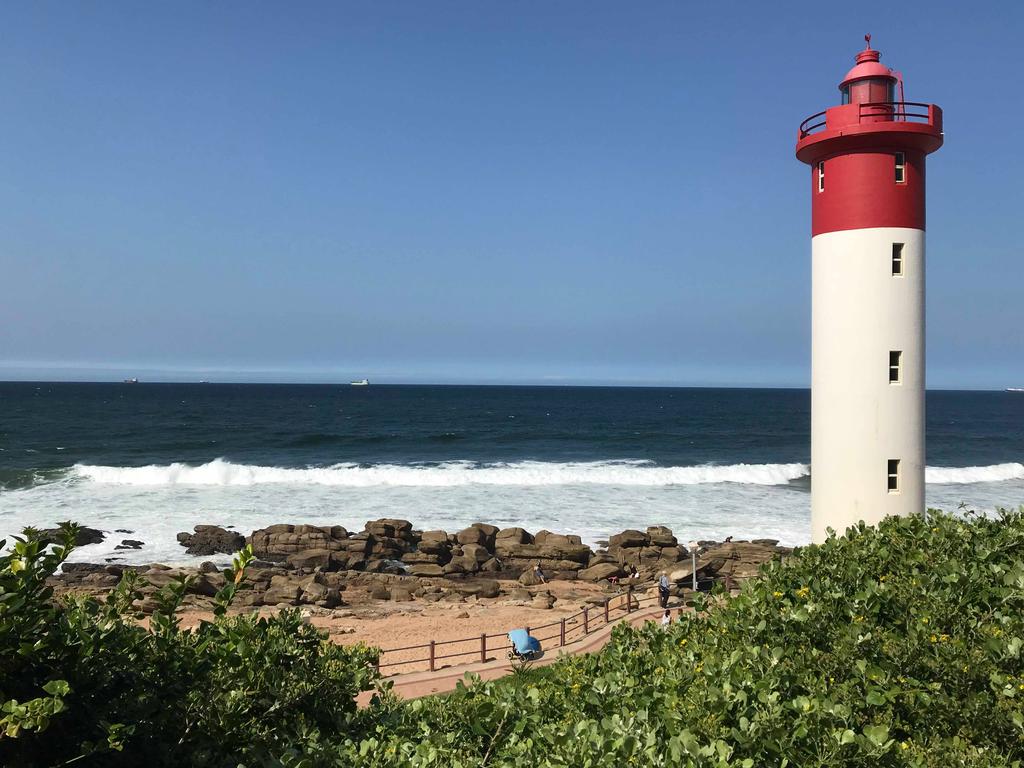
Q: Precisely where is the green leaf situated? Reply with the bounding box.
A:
[863,724,889,747]
[41,680,69,697]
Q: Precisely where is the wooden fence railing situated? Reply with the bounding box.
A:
[375,584,671,675]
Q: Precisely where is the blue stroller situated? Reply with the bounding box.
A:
[507,628,542,662]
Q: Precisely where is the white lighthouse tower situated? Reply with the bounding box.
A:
[796,37,944,543]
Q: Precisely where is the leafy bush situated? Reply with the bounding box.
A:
[0,524,380,767]
[4,510,1023,766]
[334,509,1024,767]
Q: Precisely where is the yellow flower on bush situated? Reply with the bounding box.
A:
[921,617,929,625]
[796,586,809,599]
[929,634,938,643]
[772,591,784,599]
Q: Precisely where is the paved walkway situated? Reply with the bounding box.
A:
[358,603,672,704]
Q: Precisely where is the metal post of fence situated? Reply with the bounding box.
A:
[583,607,589,635]
[604,598,610,624]
[480,633,487,664]
[560,618,566,647]
[627,585,633,613]
[429,640,436,672]
[688,540,698,593]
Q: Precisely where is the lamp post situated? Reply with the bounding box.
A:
[687,540,699,592]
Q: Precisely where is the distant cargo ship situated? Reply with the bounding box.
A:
[122,377,139,384]
[350,379,369,387]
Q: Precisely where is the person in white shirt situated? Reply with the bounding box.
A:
[660,609,671,627]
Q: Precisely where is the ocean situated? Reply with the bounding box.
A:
[1,382,1022,564]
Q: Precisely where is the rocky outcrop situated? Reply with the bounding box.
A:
[606,526,687,573]
[248,524,350,561]
[49,517,791,611]
[578,562,625,582]
[496,527,532,545]
[285,548,337,571]
[493,539,591,573]
[177,525,245,556]
[534,530,582,547]
[668,540,792,585]
[39,526,105,547]
[407,564,445,577]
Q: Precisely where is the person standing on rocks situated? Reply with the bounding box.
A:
[658,571,670,609]
[533,562,548,584]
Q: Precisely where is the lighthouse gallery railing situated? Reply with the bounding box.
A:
[798,101,936,139]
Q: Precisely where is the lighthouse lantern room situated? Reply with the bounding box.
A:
[795,37,943,543]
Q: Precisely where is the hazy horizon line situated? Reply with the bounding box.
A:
[0,378,1007,393]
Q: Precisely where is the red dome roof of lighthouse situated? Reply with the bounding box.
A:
[840,35,895,88]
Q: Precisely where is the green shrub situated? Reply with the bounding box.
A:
[4,510,1023,766]
[336,509,1024,767]
[0,524,380,767]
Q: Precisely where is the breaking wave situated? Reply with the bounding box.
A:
[69,459,811,488]
[925,463,1024,484]
[9,460,1019,493]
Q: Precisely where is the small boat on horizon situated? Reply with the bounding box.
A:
[350,379,370,387]
[122,377,139,384]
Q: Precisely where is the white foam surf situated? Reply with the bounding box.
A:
[69,459,811,488]
[925,462,1024,484]
[5,459,1022,565]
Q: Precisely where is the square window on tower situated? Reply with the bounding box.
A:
[895,152,906,183]
[892,243,904,276]
[887,459,900,493]
[818,161,825,192]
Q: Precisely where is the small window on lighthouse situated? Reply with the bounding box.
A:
[895,152,906,183]
[892,243,904,275]
[887,460,900,493]
[818,161,825,192]
[889,351,902,384]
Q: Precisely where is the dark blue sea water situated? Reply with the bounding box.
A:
[1,383,1022,562]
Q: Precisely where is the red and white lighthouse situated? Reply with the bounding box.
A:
[796,37,943,543]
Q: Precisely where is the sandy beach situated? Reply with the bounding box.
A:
[171,577,645,675]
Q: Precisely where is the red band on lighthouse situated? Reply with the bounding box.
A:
[809,149,926,236]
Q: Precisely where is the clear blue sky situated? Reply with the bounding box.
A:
[1,1,1020,387]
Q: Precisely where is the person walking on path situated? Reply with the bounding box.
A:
[658,571,670,609]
